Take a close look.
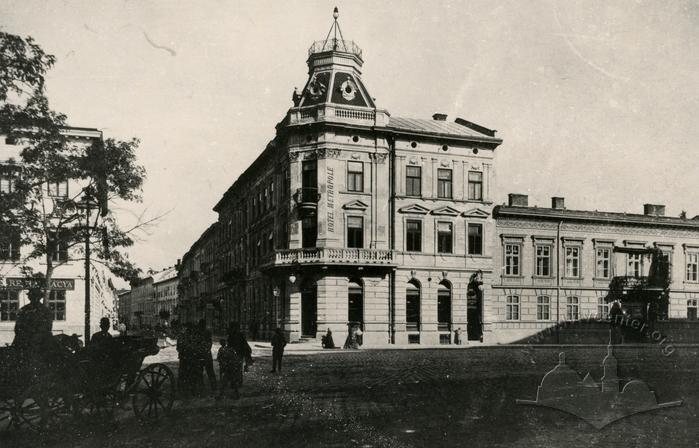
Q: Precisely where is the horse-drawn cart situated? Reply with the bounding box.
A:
[0,334,176,431]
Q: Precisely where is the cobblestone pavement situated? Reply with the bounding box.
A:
[3,345,699,447]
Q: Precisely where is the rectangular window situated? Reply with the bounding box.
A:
[47,290,66,321]
[688,299,698,320]
[0,172,17,194]
[437,222,453,254]
[565,247,580,277]
[347,161,364,192]
[48,232,68,262]
[0,231,20,261]
[467,224,483,255]
[598,298,609,319]
[566,297,579,321]
[627,253,643,277]
[347,216,363,248]
[405,166,421,197]
[596,248,611,278]
[406,220,422,252]
[0,290,19,321]
[536,245,551,277]
[506,296,520,320]
[505,244,520,276]
[467,171,483,201]
[437,169,452,199]
[47,180,68,198]
[537,296,550,320]
[686,253,699,282]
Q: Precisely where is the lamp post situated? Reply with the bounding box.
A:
[78,188,99,344]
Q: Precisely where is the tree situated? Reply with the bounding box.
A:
[0,31,147,296]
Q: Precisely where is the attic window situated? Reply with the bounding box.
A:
[441,145,449,152]
[410,141,417,148]
[4,137,17,145]
[472,148,479,155]
[352,136,359,143]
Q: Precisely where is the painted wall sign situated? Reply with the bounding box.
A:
[327,166,335,233]
[5,278,76,290]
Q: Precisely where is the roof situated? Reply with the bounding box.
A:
[494,205,699,230]
[152,266,178,284]
[388,117,500,141]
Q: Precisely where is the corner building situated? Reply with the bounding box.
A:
[204,15,503,345]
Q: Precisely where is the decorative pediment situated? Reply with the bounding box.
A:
[462,208,490,219]
[342,200,369,211]
[431,206,460,217]
[398,203,430,215]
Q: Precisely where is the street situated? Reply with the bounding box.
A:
[3,344,698,448]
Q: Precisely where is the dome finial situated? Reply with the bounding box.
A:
[333,7,339,20]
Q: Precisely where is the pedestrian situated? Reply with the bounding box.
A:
[228,321,253,372]
[321,328,335,349]
[216,339,242,399]
[196,319,217,394]
[177,322,199,396]
[271,328,287,373]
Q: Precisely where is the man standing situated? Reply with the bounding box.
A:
[90,317,113,346]
[270,328,287,373]
[13,287,53,353]
[197,319,217,393]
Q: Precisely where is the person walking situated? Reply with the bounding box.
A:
[228,321,253,372]
[216,339,242,399]
[270,328,287,373]
[196,319,217,394]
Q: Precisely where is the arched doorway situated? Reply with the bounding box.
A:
[467,271,484,341]
[301,280,317,337]
[406,280,421,332]
[348,280,363,327]
[437,281,452,340]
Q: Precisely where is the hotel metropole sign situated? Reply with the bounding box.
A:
[0,277,76,290]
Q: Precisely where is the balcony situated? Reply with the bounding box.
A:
[268,247,395,268]
[608,275,668,302]
[293,187,320,215]
[308,38,362,59]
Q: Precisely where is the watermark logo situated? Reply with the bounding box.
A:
[516,338,682,428]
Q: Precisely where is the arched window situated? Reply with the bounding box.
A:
[348,280,363,325]
[437,281,452,331]
[406,280,421,331]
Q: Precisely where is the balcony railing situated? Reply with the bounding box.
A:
[271,247,395,267]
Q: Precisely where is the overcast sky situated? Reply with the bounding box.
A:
[2,0,698,279]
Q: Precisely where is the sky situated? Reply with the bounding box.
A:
[1,0,698,279]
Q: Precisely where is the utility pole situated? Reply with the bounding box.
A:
[82,191,93,344]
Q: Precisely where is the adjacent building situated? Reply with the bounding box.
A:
[117,266,179,329]
[491,195,699,343]
[0,127,119,345]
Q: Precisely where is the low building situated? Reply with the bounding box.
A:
[491,195,699,344]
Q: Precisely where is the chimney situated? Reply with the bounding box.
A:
[643,204,666,217]
[432,113,447,121]
[508,193,529,207]
[552,197,565,210]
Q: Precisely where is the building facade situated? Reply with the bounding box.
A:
[118,266,179,329]
[0,128,119,345]
[177,13,503,345]
[490,195,699,344]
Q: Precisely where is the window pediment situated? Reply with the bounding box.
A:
[462,208,489,219]
[431,205,460,217]
[342,200,369,211]
[398,203,430,215]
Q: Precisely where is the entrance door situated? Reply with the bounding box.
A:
[301,282,317,337]
[467,274,483,341]
[348,281,363,326]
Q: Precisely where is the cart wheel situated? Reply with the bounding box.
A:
[0,398,19,431]
[18,383,72,432]
[131,363,175,421]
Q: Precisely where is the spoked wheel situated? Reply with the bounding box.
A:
[0,398,19,431]
[131,363,175,421]
[18,383,73,432]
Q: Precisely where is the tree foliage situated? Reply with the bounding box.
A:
[0,31,146,286]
